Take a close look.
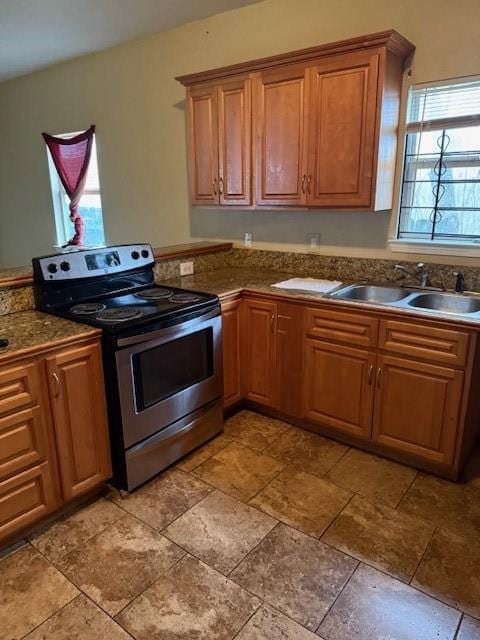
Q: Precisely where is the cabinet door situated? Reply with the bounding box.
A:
[254,64,309,206]
[218,78,251,205]
[221,298,243,408]
[243,298,277,406]
[303,338,375,439]
[372,354,463,465]
[47,342,111,500]
[187,84,219,204]
[306,51,379,207]
[276,301,303,417]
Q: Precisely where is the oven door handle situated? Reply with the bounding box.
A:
[116,307,221,347]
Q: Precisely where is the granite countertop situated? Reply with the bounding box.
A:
[160,267,480,329]
[0,311,100,361]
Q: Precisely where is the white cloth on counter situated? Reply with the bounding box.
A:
[271,278,342,294]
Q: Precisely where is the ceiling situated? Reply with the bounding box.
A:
[0,0,261,82]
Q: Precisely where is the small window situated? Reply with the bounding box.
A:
[47,133,106,248]
[397,79,480,245]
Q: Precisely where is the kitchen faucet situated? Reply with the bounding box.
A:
[453,271,465,294]
[394,263,432,288]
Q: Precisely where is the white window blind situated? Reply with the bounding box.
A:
[398,79,480,243]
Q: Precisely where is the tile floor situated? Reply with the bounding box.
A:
[2,409,480,639]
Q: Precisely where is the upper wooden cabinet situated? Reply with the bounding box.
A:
[177,30,415,211]
[187,78,251,206]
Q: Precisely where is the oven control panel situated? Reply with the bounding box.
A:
[33,244,155,281]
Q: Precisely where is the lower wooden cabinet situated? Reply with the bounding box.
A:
[47,343,112,501]
[221,297,243,408]
[303,338,375,440]
[0,337,111,547]
[372,354,464,465]
[243,297,277,407]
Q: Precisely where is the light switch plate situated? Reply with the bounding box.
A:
[306,233,321,253]
[244,232,253,248]
[180,261,194,276]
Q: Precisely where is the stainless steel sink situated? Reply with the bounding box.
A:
[329,284,411,304]
[407,292,480,315]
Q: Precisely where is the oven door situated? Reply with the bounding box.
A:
[115,308,223,448]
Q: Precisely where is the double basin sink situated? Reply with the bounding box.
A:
[327,283,480,318]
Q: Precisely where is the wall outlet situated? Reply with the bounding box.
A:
[180,261,194,276]
[306,233,321,253]
[244,232,253,248]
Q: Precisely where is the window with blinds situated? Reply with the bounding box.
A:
[398,79,480,243]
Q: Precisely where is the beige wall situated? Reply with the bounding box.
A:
[1,0,480,267]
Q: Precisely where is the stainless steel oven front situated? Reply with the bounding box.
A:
[115,308,223,449]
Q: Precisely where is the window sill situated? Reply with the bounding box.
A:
[389,239,480,257]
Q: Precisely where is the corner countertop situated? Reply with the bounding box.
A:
[160,267,480,329]
[0,311,101,362]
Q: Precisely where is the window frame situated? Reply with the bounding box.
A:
[390,76,480,257]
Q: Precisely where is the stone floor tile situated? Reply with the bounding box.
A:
[29,498,124,563]
[116,555,260,640]
[230,523,357,631]
[322,495,434,582]
[249,467,351,537]
[412,528,480,619]
[58,515,184,616]
[223,410,290,452]
[318,563,461,640]
[177,434,232,471]
[268,426,348,477]
[235,605,321,640]
[457,615,480,640]
[25,594,131,639]
[109,468,213,530]
[326,448,417,507]
[192,442,284,501]
[0,545,78,639]
[399,474,480,540]
[164,490,277,574]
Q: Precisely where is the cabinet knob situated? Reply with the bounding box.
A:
[270,313,275,333]
[52,371,60,398]
[218,177,224,195]
[307,174,312,194]
[301,174,307,194]
[368,365,374,385]
[213,178,218,195]
[376,367,382,389]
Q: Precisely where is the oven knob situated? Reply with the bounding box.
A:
[47,263,57,274]
[60,261,71,272]
[131,251,140,260]
[141,249,149,258]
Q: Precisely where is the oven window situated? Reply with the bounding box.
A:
[132,328,214,410]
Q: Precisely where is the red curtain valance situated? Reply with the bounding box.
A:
[42,125,95,247]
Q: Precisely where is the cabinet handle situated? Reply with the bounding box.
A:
[213,178,218,195]
[52,371,60,398]
[218,177,224,195]
[270,314,275,333]
[376,367,382,389]
[368,365,374,385]
[301,174,307,193]
[307,174,312,194]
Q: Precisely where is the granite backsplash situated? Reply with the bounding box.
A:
[1,246,479,315]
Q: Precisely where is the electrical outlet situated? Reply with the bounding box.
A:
[244,232,253,248]
[306,233,321,253]
[180,261,194,276]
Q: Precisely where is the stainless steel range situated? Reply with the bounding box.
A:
[32,244,223,491]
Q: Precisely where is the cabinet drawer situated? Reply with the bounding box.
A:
[0,361,41,417]
[379,320,470,367]
[305,307,378,347]
[0,462,57,543]
[0,407,48,481]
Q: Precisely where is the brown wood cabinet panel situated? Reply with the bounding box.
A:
[306,51,379,207]
[276,301,303,417]
[0,407,48,481]
[47,342,111,501]
[379,319,470,367]
[221,298,243,408]
[0,361,41,417]
[303,338,375,439]
[243,297,277,406]
[187,84,219,204]
[254,64,309,206]
[0,462,58,543]
[305,307,378,348]
[372,354,463,464]
[218,78,251,205]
